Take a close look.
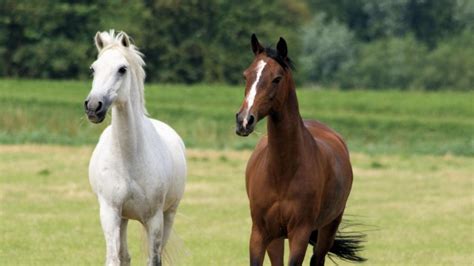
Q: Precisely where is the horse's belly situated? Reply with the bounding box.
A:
[121,195,154,222]
[121,200,143,221]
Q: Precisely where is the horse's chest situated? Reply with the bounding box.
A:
[248,170,319,235]
[89,148,166,206]
[252,199,303,237]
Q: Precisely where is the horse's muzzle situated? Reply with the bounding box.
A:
[235,112,256,137]
[84,96,109,124]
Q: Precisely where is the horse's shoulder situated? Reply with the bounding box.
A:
[303,119,335,134]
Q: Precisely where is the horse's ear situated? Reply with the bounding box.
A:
[119,32,130,48]
[276,37,288,58]
[251,33,264,55]
[95,32,104,52]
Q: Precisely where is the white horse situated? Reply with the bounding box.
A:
[84,30,186,266]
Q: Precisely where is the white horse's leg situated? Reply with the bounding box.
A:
[99,199,122,266]
[162,206,178,247]
[146,211,164,266]
[119,219,131,266]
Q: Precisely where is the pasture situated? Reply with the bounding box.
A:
[0,79,473,265]
[1,146,472,265]
[0,79,473,156]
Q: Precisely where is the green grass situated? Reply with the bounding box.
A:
[0,79,472,263]
[0,146,472,265]
[0,79,473,156]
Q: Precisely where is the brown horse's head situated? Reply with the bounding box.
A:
[235,34,294,136]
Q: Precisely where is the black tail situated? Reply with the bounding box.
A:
[309,220,368,263]
[328,230,366,263]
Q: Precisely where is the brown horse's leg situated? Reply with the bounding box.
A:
[287,227,312,266]
[267,238,284,266]
[249,225,269,266]
[310,214,343,266]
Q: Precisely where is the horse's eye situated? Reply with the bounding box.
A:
[89,67,94,76]
[272,76,282,84]
[118,66,127,75]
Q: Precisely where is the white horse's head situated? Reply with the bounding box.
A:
[85,30,146,123]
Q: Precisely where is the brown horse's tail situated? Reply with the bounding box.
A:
[309,220,367,263]
[329,230,366,263]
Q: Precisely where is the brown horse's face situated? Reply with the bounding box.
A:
[236,34,289,136]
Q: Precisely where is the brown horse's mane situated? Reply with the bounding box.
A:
[264,47,295,71]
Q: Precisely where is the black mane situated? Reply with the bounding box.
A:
[264,47,295,71]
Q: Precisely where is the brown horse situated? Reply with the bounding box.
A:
[235,34,365,266]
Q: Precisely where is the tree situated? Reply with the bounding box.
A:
[300,13,356,85]
[140,0,307,83]
[305,0,463,47]
[0,0,103,78]
[406,0,460,48]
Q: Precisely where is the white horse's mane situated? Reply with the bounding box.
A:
[98,30,148,115]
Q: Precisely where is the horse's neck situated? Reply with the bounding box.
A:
[267,82,308,173]
[111,77,146,156]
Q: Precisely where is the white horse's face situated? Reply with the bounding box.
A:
[85,32,131,123]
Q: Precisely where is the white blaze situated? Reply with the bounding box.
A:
[243,60,266,127]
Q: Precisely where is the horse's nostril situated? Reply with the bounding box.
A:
[84,100,89,110]
[96,101,103,112]
[248,115,255,126]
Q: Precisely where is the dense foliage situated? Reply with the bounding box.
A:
[1,0,473,90]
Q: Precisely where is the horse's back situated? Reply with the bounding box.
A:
[303,120,349,156]
[304,119,352,176]
[304,120,353,219]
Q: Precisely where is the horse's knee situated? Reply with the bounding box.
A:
[149,254,162,266]
[288,242,309,266]
[288,256,305,266]
[145,213,165,265]
[309,254,324,266]
[288,228,313,266]
[310,254,316,266]
[105,256,121,266]
[119,257,131,266]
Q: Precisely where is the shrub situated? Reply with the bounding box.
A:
[300,13,357,86]
[339,36,428,89]
[415,30,474,90]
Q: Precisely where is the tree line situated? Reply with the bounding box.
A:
[1,0,473,90]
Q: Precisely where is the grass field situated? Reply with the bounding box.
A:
[0,79,473,265]
[0,145,472,265]
[0,79,473,156]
